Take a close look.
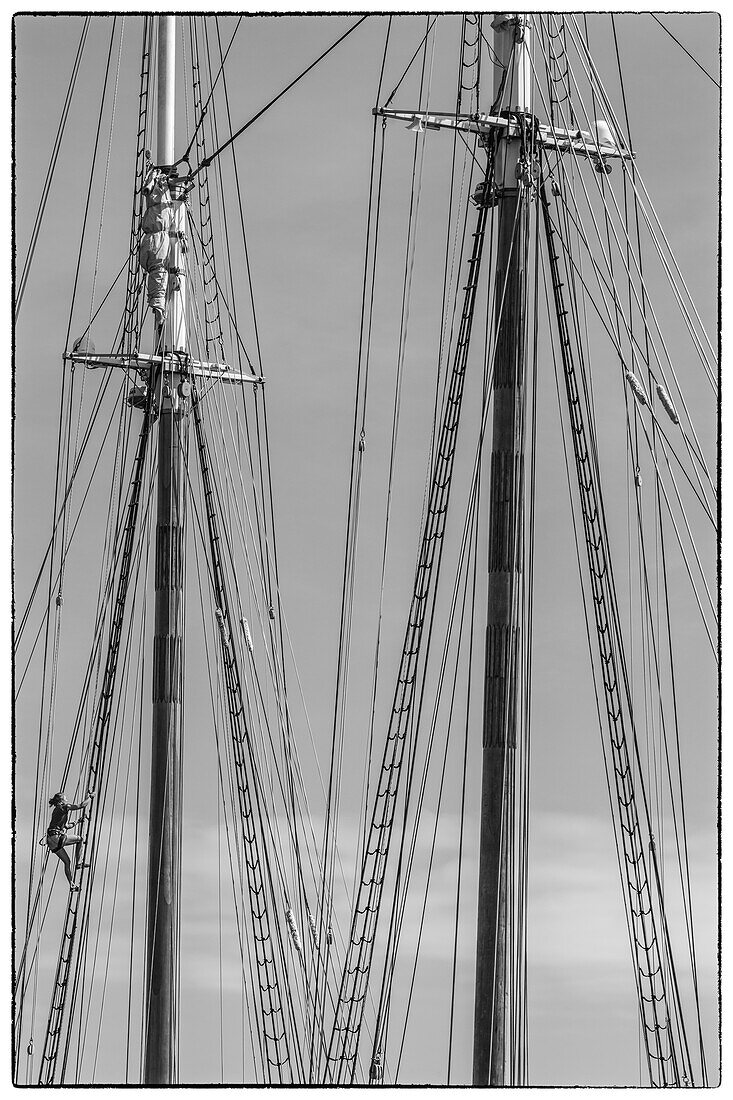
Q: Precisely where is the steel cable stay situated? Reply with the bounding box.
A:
[541,181,700,1086]
[184,15,369,179]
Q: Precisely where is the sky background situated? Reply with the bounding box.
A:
[10,5,721,1090]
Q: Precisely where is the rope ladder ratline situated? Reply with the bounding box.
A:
[540,180,695,1087]
[191,390,299,1084]
[324,158,494,1086]
[37,398,154,1085]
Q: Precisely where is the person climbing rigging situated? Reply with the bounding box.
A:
[45,789,94,890]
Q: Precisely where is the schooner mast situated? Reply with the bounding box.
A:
[378,10,654,1087]
[144,14,187,1083]
[473,14,531,1086]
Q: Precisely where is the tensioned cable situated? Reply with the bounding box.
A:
[650,13,719,88]
[15,15,90,316]
[186,15,369,177]
[382,15,438,107]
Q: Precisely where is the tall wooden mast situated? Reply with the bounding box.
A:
[473,13,531,1087]
[144,14,188,1084]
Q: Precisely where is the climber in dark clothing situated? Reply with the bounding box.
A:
[46,789,94,890]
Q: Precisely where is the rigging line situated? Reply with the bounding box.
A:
[18,13,119,973]
[65,446,156,1083]
[58,396,153,787]
[17,255,142,645]
[650,14,719,89]
[83,15,125,356]
[541,242,662,1084]
[576,19,718,391]
[37,398,154,1085]
[192,395,300,1082]
[616,164,717,379]
[325,19,441,1070]
[16,380,128,999]
[543,191,695,1083]
[382,15,439,108]
[539,21,691,410]
[61,16,119,363]
[69,415,157,798]
[125,518,150,1083]
[309,30,392,1069]
[478,22,507,68]
[211,22,264,375]
[382,171,514,1041]
[186,418,304,852]
[528,34,716,496]
[391,468,482,1081]
[325,167,501,1086]
[194,418,331,1012]
[83,571,146,1078]
[540,247,659,1086]
[380,174,512,1061]
[352,15,435,889]
[191,530,266,1084]
[624,423,709,1080]
[561,19,719,432]
[190,14,369,177]
[447,464,480,1084]
[631,412,717,649]
[562,13,717,395]
[179,15,242,165]
[15,15,90,315]
[542,199,715,521]
[186,221,255,371]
